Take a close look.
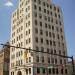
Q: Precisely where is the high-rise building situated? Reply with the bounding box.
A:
[10,0,68,75]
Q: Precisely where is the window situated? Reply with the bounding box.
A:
[42,68,46,74]
[28,29,30,34]
[21,60,22,65]
[29,38,31,43]
[47,3,49,8]
[56,20,58,24]
[28,13,30,18]
[40,38,43,43]
[11,72,12,75]
[52,26,54,30]
[21,51,22,56]
[19,52,20,56]
[65,69,68,74]
[58,42,60,47]
[29,68,31,74]
[39,13,42,19]
[48,17,50,22]
[57,8,60,12]
[26,31,27,35]
[29,57,31,62]
[40,29,43,35]
[45,23,47,28]
[51,18,53,23]
[40,21,42,27]
[50,40,52,45]
[26,8,27,12]
[50,5,52,9]
[52,33,55,38]
[54,50,56,54]
[51,57,54,63]
[64,59,66,64]
[48,57,50,63]
[60,28,62,32]
[52,68,55,74]
[61,69,63,74]
[28,21,30,26]
[53,41,56,46]
[50,11,52,16]
[46,31,48,36]
[55,13,57,17]
[58,14,60,19]
[11,72,14,75]
[37,68,40,74]
[17,37,18,41]
[34,5,37,9]
[26,23,27,27]
[38,0,41,4]
[49,68,51,74]
[21,42,23,47]
[26,58,28,63]
[13,72,14,75]
[42,56,44,62]
[41,47,44,52]
[63,51,65,56]
[35,37,38,43]
[39,7,41,11]
[44,16,47,21]
[35,20,37,25]
[49,32,51,37]
[54,6,56,11]
[28,6,30,10]
[46,40,49,45]
[47,10,49,15]
[34,12,37,17]
[47,48,49,53]
[26,40,28,44]
[57,34,59,39]
[61,35,63,40]
[56,27,59,32]
[35,28,38,34]
[60,59,62,64]
[62,43,64,49]
[44,9,46,13]
[56,68,58,74]
[26,69,28,74]
[59,50,61,55]
[43,2,45,6]
[21,34,23,38]
[36,46,39,51]
[34,0,36,2]
[55,58,57,64]
[36,56,39,62]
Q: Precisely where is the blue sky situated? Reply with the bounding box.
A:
[0,0,75,59]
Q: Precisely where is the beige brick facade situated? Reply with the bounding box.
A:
[10,0,68,75]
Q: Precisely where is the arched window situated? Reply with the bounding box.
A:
[17,71,22,75]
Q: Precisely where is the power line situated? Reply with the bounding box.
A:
[0,43,71,58]
[0,43,75,75]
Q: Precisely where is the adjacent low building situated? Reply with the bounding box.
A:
[0,42,10,75]
[68,60,75,75]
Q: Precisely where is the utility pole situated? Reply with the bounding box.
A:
[0,44,75,75]
[71,56,75,75]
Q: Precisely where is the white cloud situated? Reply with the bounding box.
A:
[5,1,13,7]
